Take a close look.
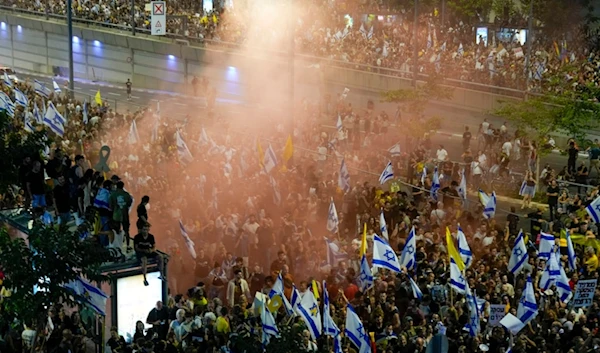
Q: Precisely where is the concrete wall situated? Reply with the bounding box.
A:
[0,10,519,112]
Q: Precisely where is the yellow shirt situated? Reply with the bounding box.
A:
[216,317,230,334]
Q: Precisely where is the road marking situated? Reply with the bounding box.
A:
[175,102,186,106]
[74,86,82,90]
[107,92,120,96]
[131,96,140,99]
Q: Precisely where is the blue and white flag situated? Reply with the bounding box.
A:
[539,251,572,303]
[465,283,480,337]
[13,88,28,107]
[326,238,348,267]
[449,258,466,294]
[457,43,464,57]
[260,295,279,346]
[399,226,417,271]
[538,232,555,261]
[53,80,62,94]
[290,285,301,309]
[458,169,467,202]
[345,304,371,353]
[586,196,600,224]
[3,72,12,87]
[93,187,111,210]
[33,102,42,124]
[82,100,88,124]
[431,167,440,201]
[421,167,427,185]
[379,161,394,185]
[269,175,281,206]
[295,289,322,340]
[327,198,339,233]
[323,281,343,353]
[269,272,294,315]
[263,144,278,174]
[457,226,472,269]
[0,92,15,117]
[338,158,351,193]
[566,229,576,271]
[34,79,51,98]
[427,32,432,49]
[367,26,373,40]
[128,120,140,144]
[336,115,343,132]
[358,254,373,292]
[24,112,34,133]
[388,143,401,157]
[151,121,158,143]
[372,235,400,273]
[359,23,368,39]
[178,220,196,259]
[64,276,108,315]
[199,128,210,146]
[43,101,65,137]
[478,190,497,219]
[408,277,423,300]
[175,130,193,162]
[441,41,447,51]
[379,211,388,240]
[508,230,529,275]
[517,275,538,326]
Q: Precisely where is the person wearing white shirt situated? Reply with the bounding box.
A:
[436,145,448,162]
[301,329,318,352]
[226,269,251,307]
[502,140,513,157]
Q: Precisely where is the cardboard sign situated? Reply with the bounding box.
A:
[573,279,597,308]
[489,304,506,327]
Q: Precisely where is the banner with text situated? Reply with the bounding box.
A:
[573,279,597,308]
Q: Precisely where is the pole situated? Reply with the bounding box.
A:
[441,0,445,29]
[67,0,74,99]
[524,0,534,97]
[412,0,419,87]
[131,0,136,36]
[289,0,295,137]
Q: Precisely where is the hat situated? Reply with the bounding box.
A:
[110,174,121,181]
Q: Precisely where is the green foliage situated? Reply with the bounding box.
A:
[0,223,114,325]
[0,111,50,195]
[447,0,493,21]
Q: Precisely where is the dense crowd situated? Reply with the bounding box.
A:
[4,0,600,92]
[1,68,600,353]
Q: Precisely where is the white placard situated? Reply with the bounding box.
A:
[151,1,166,36]
[489,304,506,327]
[573,279,597,308]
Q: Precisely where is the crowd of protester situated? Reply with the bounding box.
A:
[4,0,600,93]
[2,66,600,353]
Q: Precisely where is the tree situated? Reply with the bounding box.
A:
[0,222,114,348]
[0,111,49,195]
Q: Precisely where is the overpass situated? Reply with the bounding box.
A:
[0,7,522,114]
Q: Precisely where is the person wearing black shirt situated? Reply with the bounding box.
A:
[19,156,32,208]
[136,195,150,231]
[576,161,589,194]
[547,180,560,221]
[526,208,545,238]
[146,301,169,340]
[567,140,579,175]
[462,126,472,152]
[27,160,46,210]
[53,175,71,224]
[134,223,166,286]
[507,206,520,236]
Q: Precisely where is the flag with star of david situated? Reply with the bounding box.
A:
[399,226,417,271]
[465,283,480,337]
[327,198,339,233]
[372,235,401,273]
[517,275,538,327]
[345,304,371,353]
[508,229,528,275]
[357,254,373,292]
[449,257,467,294]
[295,288,322,341]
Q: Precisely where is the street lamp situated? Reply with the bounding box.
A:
[67,0,74,98]
[412,0,419,87]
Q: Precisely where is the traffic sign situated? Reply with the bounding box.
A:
[151,1,166,36]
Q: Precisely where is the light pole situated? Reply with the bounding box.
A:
[412,0,419,87]
[67,0,74,98]
[289,0,294,136]
[131,0,136,35]
[524,0,534,97]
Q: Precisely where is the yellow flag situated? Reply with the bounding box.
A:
[282,135,294,162]
[257,139,264,167]
[267,295,282,313]
[94,90,102,105]
[311,280,320,300]
[360,223,368,257]
[446,227,465,271]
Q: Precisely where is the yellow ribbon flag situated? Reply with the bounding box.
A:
[266,295,282,313]
[360,223,368,257]
[94,90,102,105]
[446,227,465,271]
[282,135,294,162]
[257,139,264,167]
[311,280,320,300]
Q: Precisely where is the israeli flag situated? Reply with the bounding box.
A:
[388,143,401,157]
[34,79,51,98]
[24,112,34,133]
[399,226,417,271]
[458,169,467,202]
[379,211,388,240]
[586,196,600,223]
[336,115,343,132]
[263,144,278,174]
[367,26,373,40]
[13,88,28,107]
[566,229,576,271]
[372,235,400,273]
[178,220,197,259]
[378,161,394,185]
[52,80,62,94]
[33,102,42,124]
[327,198,339,233]
[3,72,12,87]
[270,175,281,206]
[323,281,340,337]
[64,276,108,315]
[269,272,294,315]
[326,238,348,267]
[175,130,193,162]
[457,43,464,57]
[260,296,279,346]
[479,190,497,219]
[338,158,351,193]
[357,254,373,292]
[508,230,528,275]
[359,23,368,39]
[128,120,140,144]
[345,304,371,353]
[420,167,427,185]
[295,290,322,340]
[465,283,480,337]
[82,100,88,124]
[431,167,440,201]
[538,232,555,261]
[517,275,538,326]
[539,251,572,303]
[0,92,15,117]
[441,41,447,51]
[457,226,472,269]
[449,257,466,294]
[43,101,65,137]
[290,284,301,309]
[408,276,423,300]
